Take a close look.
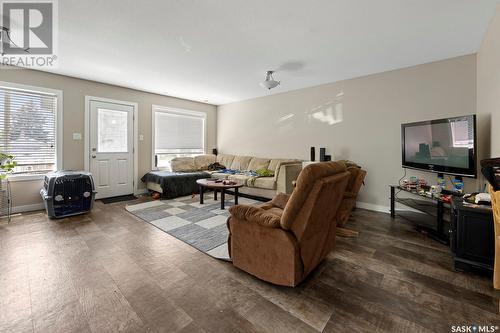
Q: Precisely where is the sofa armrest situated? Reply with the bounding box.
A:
[229,205,281,228]
[227,206,303,286]
[170,157,196,172]
[276,163,302,194]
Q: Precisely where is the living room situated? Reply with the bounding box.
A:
[1,1,500,332]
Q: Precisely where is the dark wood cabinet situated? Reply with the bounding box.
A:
[450,199,494,273]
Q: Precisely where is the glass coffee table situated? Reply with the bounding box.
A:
[196,178,244,210]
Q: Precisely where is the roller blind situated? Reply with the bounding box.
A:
[154,109,205,154]
[0,87,57,174]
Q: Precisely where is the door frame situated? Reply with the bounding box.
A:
[84,96,139,196]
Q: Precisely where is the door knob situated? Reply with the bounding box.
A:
[91,155,96,158]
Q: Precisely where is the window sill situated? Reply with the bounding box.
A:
[6,174,46,182]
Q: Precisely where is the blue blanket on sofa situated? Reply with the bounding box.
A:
[141,170,211,199]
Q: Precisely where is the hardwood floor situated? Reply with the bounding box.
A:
[1,199,499,333]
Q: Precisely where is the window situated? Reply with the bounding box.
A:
[152,106,206,169]
[0,82,62,176]
[98,108,128,152]
[450,119,474,148]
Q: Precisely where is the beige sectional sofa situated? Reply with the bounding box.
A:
[147,154,302,199]
[210,154,302,199]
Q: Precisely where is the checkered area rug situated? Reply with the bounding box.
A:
[125,193,260,260]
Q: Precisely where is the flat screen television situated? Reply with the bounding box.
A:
[401,115,477,178]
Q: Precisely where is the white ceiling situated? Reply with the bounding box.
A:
[47,0,499,105]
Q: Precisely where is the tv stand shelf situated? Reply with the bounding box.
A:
[389,185,455,244]
[395,197,443,218]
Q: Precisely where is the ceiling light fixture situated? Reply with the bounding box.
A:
[0,26,30,55]
[260,71,280,90]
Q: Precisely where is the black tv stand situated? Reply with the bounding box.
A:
[389,185,460,244]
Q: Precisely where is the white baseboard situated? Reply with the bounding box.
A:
[134,188,148,196]
[357,202,390,213]
[11,203,45,214]
[11,190,147,214]
[357,201,423,214]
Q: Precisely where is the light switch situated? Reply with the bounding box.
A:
[139,134,144,141]
[73,133,82,140]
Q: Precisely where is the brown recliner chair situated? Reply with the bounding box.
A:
[227,162,350,286]
[334,161,367,237]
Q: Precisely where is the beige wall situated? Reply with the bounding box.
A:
[1,69,217,208]
[218,55,480,209]
[477,4,500,157]
[6,19,498,211]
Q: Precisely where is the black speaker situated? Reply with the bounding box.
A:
[320,148,326,162]
[324,155,331,162]
[212,148,218,156]
[310,147,315,161]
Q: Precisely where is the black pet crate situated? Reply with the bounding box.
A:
[40,171,96,218]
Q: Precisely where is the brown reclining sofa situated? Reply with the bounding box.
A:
[227,161,350,286]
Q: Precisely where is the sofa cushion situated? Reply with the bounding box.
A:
[247,157,271,171]
[170,157,196,172]
[247,177,276,190]
[229,156,252,171]
[228,174,251,185]
[194,154,216,170]
[211,172,229,180]
[238,186,276,199]
[216,154,235,168]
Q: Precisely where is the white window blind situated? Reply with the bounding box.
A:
[153,108,205,168]
[0,87,57,174]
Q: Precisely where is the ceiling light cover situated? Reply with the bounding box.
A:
[260,71,280,90]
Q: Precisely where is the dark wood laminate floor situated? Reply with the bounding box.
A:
[1,200,499,333]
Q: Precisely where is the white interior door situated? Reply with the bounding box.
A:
[89,100,134,199]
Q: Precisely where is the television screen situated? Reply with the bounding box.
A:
[402,115,476,177]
